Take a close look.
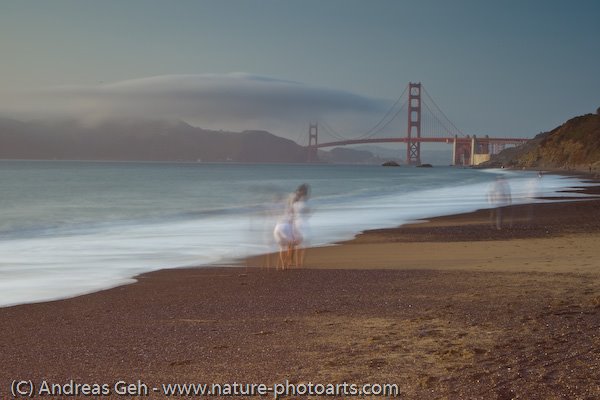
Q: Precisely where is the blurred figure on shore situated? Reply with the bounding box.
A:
[272,183,311,270]
[273,199,296,270]
[291,183,311,268]
[525,172,543,221]
[487,175,512,230]
[262,192,286,269]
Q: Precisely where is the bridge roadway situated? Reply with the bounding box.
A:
[312,136,529,149]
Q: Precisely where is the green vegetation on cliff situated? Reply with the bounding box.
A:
[488,112,600,170]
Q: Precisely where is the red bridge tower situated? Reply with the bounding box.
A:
[406,82,422,165]
[307,122,319,162]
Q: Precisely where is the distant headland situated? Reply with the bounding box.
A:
[483,110,600,173]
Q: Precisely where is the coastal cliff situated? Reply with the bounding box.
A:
[487,111,600,170]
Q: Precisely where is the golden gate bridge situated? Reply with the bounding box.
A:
[302,83,528,165]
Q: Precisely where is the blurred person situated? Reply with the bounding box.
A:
[272,183,312,270]
[262,192,286,269]
[273,202,296,270]
[290,183,311,268]
[487,175,512,230]
[525,172,543,221]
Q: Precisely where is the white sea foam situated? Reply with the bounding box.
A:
[0,162,592,307]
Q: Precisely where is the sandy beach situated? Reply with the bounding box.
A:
[1,179,599,399]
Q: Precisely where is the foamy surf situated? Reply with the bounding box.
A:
[0,162,593,307]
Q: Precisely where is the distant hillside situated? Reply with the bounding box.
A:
[0,117,389,164]
[0,118,308,163]
[486,112,600,170]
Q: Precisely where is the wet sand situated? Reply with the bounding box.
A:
[1,182,599,399]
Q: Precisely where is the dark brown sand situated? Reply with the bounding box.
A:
[1,182,599,399]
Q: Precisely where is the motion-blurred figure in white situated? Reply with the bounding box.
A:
[262,192,286,269]
[525,171,543,221]
[273,183,311,270]
[291,183,311,268]
[487,175,512,230]
[273,201,296,270]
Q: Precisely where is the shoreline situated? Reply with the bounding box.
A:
[1,177,599,398]
[245,179,600,272]
[2,172,598,310]
[0,168,593,309]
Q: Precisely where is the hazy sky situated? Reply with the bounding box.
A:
[1,0,599,141]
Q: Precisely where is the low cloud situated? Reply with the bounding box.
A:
[1,73,390,138]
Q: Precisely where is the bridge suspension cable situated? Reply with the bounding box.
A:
[318,83,409,141]
[358,97,408,139]
[319,120,348,141]
[349,84,409,140]
[421,98,456,138]
[313,82,468,143]
[293,126,307,146]
[421,86,466,137]
[305,81,530,167]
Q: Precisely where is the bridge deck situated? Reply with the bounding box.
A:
[312,137,529,149]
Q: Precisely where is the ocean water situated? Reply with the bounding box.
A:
[0,160,592,307]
